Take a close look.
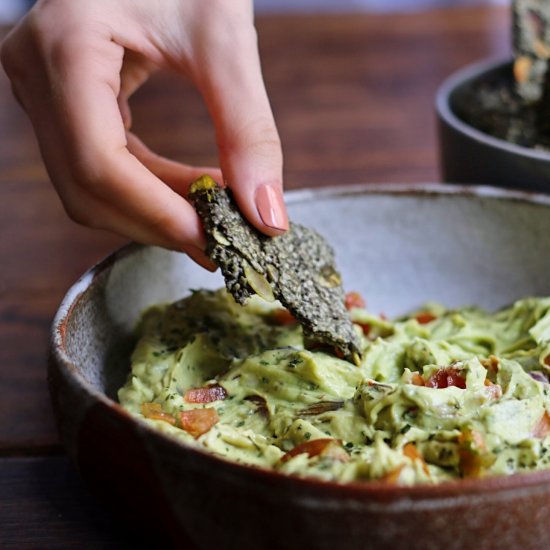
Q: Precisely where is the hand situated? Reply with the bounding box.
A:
[1,0,288,269]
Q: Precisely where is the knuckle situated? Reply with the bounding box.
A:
[223,120,282,160]
[63,200,94,227]
[48,32,86,74]
[68,158,99,192]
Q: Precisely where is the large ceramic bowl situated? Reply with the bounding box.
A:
[436,58,550,192]
[50,184,550,549]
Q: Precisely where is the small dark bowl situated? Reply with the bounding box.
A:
[436,58,550,192]
[50,184,550,549]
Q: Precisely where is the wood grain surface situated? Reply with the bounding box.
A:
[0,7,509,546]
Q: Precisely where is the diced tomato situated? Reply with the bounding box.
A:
[179,408,219,438]
[403,443,429,475]
[544,355,550,367]
[483,379,502,399]
[426,367,466,389]
[271,308,297,326]
[281,438,345,463]
[415,312,437,325]
[345,292,366,310]
[410,372,425,386]
[355,322,371,337]
[184,383,228,404]
[457,429,494,477]
[379,464,405,484]
[141,402,176,426]
[321,442,350,463]
[532,411,550,439]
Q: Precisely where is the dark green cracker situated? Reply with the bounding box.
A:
[188,176,362,365]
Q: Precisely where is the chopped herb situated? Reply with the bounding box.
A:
[288,357,302,369]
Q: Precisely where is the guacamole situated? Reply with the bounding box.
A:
[118,289,550,485]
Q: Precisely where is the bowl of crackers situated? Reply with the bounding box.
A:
[437,2,550,192]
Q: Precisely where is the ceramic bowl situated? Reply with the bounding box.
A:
[50,184,550,549]
[436,58,550,192]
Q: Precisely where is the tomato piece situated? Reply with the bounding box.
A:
[281,438,345,463]
[355,322,371,337]
[426,367,466,389]
[345,291,366,310]
[410,372,425,386]
[271,308,297,325]
[141,402,176,426]
[334,348,345,359]
[457,429,494,477]
[415,312,437,325]
[380,464,405,484]
[179,408,219,438]
[532,411,550,439]
[184,383,228,404]
[403,443,429,475]
[322,443,350,463]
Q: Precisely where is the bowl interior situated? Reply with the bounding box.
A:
[61,185,550,399]
[446,61,513,128]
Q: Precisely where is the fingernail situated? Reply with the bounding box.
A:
[255,184,289,232]
[183,245,218,272]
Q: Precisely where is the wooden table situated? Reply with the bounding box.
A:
[0,6,510,547]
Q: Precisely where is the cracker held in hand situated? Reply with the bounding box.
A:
[188,175,362,365]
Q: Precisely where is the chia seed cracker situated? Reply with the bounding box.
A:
[188,175,362,365]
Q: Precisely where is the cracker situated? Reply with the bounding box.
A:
[513,1,550,102]
[188,176,362,364]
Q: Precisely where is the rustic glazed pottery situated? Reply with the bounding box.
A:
[50,184,550,549]
[437,58,550,193]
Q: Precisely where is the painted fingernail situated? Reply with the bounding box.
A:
[255,184,289,232]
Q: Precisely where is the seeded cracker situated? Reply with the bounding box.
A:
[188,175,362,365]
[513,1,550,103]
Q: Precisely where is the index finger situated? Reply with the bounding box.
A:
[49,29,207,250]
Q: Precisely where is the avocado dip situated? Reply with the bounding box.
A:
[118,289,550,485]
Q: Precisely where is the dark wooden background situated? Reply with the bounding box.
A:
[0,6,509,547]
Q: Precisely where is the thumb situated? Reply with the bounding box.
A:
[192,17,288,236]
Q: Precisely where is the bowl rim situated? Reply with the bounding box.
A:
[51,182,550,501]
[435,56,550,161]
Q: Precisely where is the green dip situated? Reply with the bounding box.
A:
[118,289,550,485]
